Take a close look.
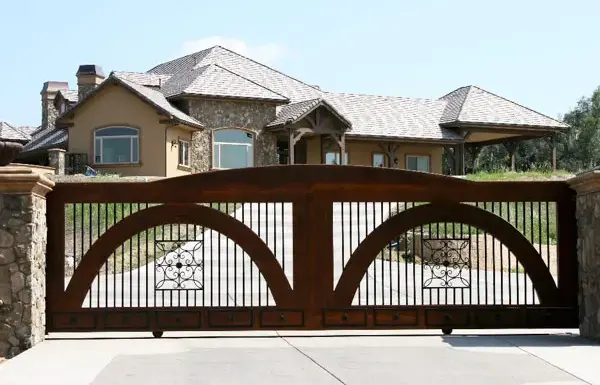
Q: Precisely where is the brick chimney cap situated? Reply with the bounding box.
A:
[76,64,105,78]
[40,81,69,95]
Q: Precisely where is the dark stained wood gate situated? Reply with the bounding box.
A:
[45,166,578,334]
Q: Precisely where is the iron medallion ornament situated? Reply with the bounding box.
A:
[422,238,471,289]
[155,241,204,290]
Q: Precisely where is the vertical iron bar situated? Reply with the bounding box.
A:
[523,201,527,304]
[411,203,416,306]
[420,205,425,306]
[476,202,480,305]
[242,204,246,306]
[342,202,345,271]
[145,204,149,307]
[104,204,108,307]
[258,202,262,307]
[388,202,393,305]
[218,203,222,307]
[226,205,230,307]
[491,202,496,305]
[402,203,407,305]
[128,204,133,308]
[364,202,369,305]
[531,201,536,304]
[281,202,285,276]
[507,202,512,305]
[87,203,92,308]
[356,202,361,305]
[499,202,504,304]
[266,202,270,306]
[483,202,488,305]
[250,203,254,306]
[546,202,550,272]
[515,202,520,305]
[234,205,237,306]
[372,202,377,305]
[113,204,117,307]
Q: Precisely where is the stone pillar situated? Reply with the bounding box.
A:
[0,167,54,358]
[568,170,600,341]
[48,148,65,175]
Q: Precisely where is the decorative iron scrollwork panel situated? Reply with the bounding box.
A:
[155,240,205,290]
[422,238,471,289]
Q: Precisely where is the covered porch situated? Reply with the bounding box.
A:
[266,98,351,165]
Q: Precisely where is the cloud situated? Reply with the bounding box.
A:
[181,36,286,65]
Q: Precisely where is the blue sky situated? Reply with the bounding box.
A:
[0,0,598,127]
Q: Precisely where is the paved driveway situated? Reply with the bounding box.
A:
[1,330,599,384]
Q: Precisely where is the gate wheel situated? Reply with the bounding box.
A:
[152,331,164,338]
[441,328,453,335]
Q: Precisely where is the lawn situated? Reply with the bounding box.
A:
[63,202,240,275]
[464,169,573,181]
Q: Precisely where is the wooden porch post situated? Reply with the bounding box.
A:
[453,144,465,175]
[551,135,557,171]
[288,128,295,165]
[378,143,400,168]
[339,134,346,165]
[504,142,517,172]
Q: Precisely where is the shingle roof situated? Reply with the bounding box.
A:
[22,127,67,153]
[160,64,289,102]
[267,98,351,128]
[148,46,322,103]
[0,121,32,142]
[324,93,463,141]
[111,71,172,88]
[58,89,79,103]
[439,86,568,129]
[112,75,204,129]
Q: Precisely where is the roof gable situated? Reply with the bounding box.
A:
[148,46,322,103]
[56,74,204,129]
[267,98,351,128]
[439,86,568,129]
[160,64,289,102]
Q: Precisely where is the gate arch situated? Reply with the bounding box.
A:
[60,203,295,310]
[332,202,560,306]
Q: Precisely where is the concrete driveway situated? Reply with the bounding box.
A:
[1,330,599,384]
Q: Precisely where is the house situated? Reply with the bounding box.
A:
[19,45,568,177]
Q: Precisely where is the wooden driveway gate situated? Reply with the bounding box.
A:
[45,166,578,335]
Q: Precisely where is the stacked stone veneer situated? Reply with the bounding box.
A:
[0,168,53,358]
[569,171,600,341]
[187,99,278,172]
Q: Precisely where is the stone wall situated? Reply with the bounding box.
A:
[0,169,53,358]
[569,171,600,341]
[48,149,65,175]
[187,99,278,172]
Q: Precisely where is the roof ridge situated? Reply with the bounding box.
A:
[437,85,471,100]
[454,86,473,122]
[213,45,323,93]
[468,85,566,126]
[211,63,290,100]
[147,46,216,74]
[326,91,441,103]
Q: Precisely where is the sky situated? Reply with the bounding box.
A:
[0,0,599,127]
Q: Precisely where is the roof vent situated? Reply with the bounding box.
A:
[312,85,321,90]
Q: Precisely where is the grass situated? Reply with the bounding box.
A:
[389,201,557,245]
[464,170,573,181]
[64,202,241,275]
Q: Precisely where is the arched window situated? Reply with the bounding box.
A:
[94,127,139,164]
[212,129,254,169]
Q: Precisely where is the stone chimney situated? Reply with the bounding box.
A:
[41,81,69,130]
[76,64,105,100]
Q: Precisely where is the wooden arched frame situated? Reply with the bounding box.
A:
[60,203,294,310]
[211,127,256,170]
[332,202,561,306]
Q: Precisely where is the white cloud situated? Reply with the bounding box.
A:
[181,36,286,65]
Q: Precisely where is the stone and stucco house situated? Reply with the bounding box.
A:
[19,45,568,176]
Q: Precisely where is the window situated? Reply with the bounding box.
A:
[59,102,66,114]
[325,151,349,165]
[94,127,139,164]
[372,152,386,167]
[406,155,430,172]
[212,129,254,169]
[178,140,190,166]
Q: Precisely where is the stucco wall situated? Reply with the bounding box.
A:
[166,126,193,177]
[187,99,278,172]
[66,84,171,177]
[304,137,444,173]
